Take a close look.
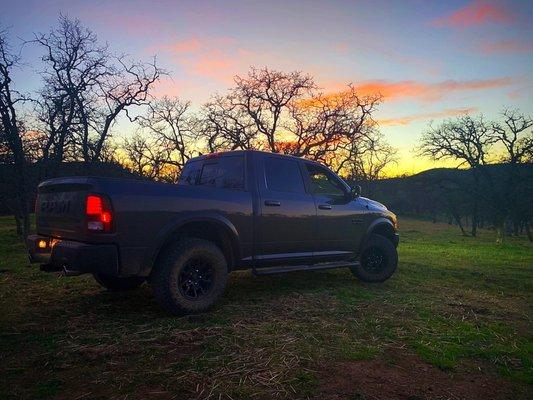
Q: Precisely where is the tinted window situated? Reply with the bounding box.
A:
[178,161,201,185]
[265,157,305,193]
[306,164,346,197]
[197,156,245,190]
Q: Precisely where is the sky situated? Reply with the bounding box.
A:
[2,0,532,174]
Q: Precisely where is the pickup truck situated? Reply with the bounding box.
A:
[27,150,399,315]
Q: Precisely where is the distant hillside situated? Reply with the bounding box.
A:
[355,163,533,217]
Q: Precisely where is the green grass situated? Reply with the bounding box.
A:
[0,215,531,399]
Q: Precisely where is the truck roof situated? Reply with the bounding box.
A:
[188,149,318,164]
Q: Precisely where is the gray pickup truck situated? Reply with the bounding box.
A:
[27,150,399,315]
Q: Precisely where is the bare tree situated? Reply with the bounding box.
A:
[34,16,162,169]
[0,28,30,237]
[287,85,382,170]
[134,96,197,175]
[492,109,533,164]
[419,115,495,169]
[34,15,109,166]
[219,67,316,151]
[346,131,397,195]
[90,57,161,161]
[201,93,257,152]
[418,114,496,237]
[199,69,385,175]
[122,133,174,181]
[491,109,533,241]
[419,111,533,241]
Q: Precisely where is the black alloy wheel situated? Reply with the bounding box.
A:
[178,258,214,300]
[361,247,388,274]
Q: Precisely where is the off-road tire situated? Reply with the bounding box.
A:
[93,273,145,291]
[351,233,398,283]
[151,238,228,315]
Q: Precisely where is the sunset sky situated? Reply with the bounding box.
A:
[3,0,533,174]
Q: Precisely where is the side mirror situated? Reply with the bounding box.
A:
[350,185,361,199]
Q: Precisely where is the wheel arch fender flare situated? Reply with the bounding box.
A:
[360,217,396,251]
[140,212,241,275]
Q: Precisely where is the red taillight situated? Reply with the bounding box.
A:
[86,194,113,232]
[86,195,103,214]
[101,211,112,223]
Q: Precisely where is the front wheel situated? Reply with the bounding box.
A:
[150,238,228,315]
[350,234,398,283]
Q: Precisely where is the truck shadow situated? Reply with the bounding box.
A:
[72,268,380,320]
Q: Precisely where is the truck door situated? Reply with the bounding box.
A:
[256,155,316,261]
[303,162,366,256]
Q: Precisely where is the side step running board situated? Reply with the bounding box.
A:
[253,261,359,276]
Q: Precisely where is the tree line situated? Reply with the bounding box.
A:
[1,16,531,242]
[416,111,532,241]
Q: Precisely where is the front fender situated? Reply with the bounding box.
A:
[366,217,395,236]
[360,217,398,251]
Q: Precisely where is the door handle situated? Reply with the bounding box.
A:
[318,204,332,210]
[264,200,281,207]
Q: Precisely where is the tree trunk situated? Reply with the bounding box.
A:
[525,221,533,243]
[452,212,467,236]
[471,210,478,237]
[14,214,22,236]
[14,211,30,238]
[495,219,505,244]
[513,220,519,236]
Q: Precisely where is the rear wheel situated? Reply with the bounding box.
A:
[151,238,228,315]
[350,233,398,283]
[93,274,145,291]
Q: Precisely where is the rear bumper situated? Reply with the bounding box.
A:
[27,235,119,276]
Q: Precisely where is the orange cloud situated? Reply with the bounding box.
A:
[432,1,514,28]
[353,77,514,101]
[379,107,478,126]
[478,40,533,54]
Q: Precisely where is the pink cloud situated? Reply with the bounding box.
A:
[380,107,478,126]
[165,38,202,53]
[157,37,251,84]
[432,1,514,28]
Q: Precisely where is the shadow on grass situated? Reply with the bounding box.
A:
[52,268,382,322]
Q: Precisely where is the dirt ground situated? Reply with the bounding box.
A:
[313,352,526,400]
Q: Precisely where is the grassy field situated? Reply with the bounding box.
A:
[0,216,532,400]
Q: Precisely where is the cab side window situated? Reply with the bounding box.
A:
[305,164,346,197]
[178,156,245,190]
[198,156,245,190]
[178,161,201,185]
[264,157,305,193]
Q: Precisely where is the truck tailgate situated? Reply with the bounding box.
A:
[37,178,93,239]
